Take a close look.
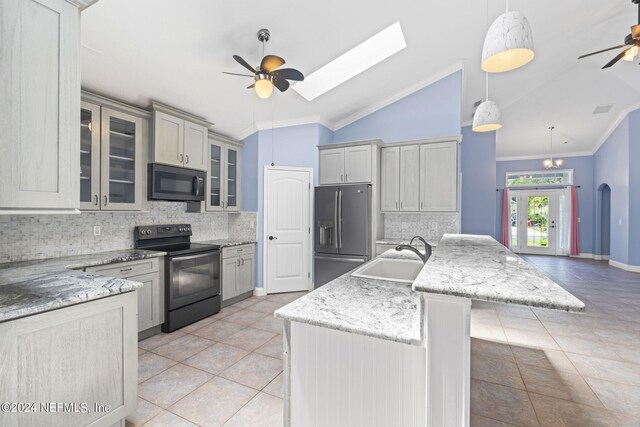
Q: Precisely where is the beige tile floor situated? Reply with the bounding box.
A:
[129,256,640,427]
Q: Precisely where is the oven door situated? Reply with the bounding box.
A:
[148,163,205,201]
[167,250,220,310]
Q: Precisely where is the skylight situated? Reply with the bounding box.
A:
[292,22,406,101]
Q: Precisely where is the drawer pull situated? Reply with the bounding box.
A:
[120,267,133,272]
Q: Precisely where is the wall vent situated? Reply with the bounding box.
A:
[593,104,613,115]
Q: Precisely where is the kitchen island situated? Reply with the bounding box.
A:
[275,234,584,427]
[0,249,164,427]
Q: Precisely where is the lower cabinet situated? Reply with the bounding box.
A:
[86,258,163,333]
[222,244,256,302]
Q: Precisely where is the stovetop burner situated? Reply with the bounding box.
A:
[133,224,219,255]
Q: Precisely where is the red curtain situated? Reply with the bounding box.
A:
[500,189,510,247]
[570,186,580,256]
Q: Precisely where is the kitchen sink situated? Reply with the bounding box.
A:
[351,257,425,283]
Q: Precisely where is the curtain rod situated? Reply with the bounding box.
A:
[496,185,581,192]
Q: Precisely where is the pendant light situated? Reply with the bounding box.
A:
[481,0,534,73]
[543,126,563,169]
[473,73,502,132]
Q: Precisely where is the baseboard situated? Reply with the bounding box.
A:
[609,259,640,273]
[593,254,610,261]
[253,287,267,297]
[570,253,595,259]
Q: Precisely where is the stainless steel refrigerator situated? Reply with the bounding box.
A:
[314,184,371,287]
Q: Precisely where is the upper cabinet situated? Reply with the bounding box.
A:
[205,133,242,212]
[0,0,96,212]
[380,139,459,213]
[80,92,149,211]
[151,102,211,171]
[319,141,379,185]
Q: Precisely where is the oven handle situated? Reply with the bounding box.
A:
[169,251,220,263]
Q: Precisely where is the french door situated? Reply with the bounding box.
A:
[510,190,561,255]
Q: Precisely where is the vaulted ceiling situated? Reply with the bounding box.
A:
[81,0,638,158]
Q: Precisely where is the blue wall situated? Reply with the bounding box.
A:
[242,123,329,288]
[627,109,640,266]
[495,156,595,255]
[594,116,630,264]
[332,70,462,143]
[460,126,497,237]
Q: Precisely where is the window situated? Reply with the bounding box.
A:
[506,170,573,187]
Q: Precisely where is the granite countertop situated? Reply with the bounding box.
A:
[275,249,425,345]
[377,238,439,248]
[196,239,257,248]
[0,249,165,323]
[412,234,585,312]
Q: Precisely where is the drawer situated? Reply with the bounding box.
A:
[85,257,160,279]
[222,244,255,259]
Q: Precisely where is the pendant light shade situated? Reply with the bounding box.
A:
[473,100,502,132]
[481,11,534,73]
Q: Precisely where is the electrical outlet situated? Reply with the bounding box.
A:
[93,226,101,236]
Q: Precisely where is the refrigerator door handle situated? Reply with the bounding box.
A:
[338,189,343,249]
[334,190,339,249]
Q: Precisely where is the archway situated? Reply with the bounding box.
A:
[595,183,611,260]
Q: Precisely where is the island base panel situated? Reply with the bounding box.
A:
[423,293,471,427]
[285,321,426,427]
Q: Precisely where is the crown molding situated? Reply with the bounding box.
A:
[232,116,334,141]
[496,151,595,162]
[331,62,464,131]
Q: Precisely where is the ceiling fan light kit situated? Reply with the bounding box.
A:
[223,28,304,99]
[481,10,535,73]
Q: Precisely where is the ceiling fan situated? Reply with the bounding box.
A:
[223,28,304,99]
[578,0,640,68]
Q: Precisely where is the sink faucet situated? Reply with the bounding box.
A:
[395,236,432,264]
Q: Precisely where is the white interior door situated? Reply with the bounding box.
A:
[265,167,312,293]
[511,190,559,255]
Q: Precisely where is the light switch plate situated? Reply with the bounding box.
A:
[93,226,101,236]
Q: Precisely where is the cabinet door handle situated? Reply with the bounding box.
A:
[400,201,403,209]
[345,174,348,181]
[94,195,99,206]
[421,201,424,210]
[185,154,189,164]
[241,258,245,266]
[179,153,184,163]
[341,174,343,182]
[103,195,108,206]
[237,259,241,267]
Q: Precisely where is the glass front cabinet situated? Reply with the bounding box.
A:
[80,93,146,211]
[205,134,242,212]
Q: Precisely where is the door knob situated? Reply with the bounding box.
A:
[268,236,278,240]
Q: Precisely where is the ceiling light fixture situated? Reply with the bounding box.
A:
[623,44,639,61]
[543,126,563,169]
[481,1,535,73]
[254,74,273,99]
[472,73,502,132]
[292,22,406,101]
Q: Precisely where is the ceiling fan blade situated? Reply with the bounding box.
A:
[602,49,628,69]
[223,71,255,77]
[233,55,256,73]
[247,83,255,89]
[260,55,285,72]
[578,45,626,59]
[271,68,305,81]
[272,76,290,92]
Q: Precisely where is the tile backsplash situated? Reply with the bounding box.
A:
[382,212,460,242]
[0,202,257,263]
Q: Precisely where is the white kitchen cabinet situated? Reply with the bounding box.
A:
[380,139,459,213]
[419,141,458,212]
[380,147,400,211]
[86,257,163,333]
[319,142,378,185]
[319,148,345,185]
[203,133,243,212]
[222,244,256,302]
[0,0,91,212]
[345,145,372,183]
[400,145,420,211]
[80,92,148,211]
[151,102,211,171]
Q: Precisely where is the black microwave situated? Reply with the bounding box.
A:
[148,163,205,202]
